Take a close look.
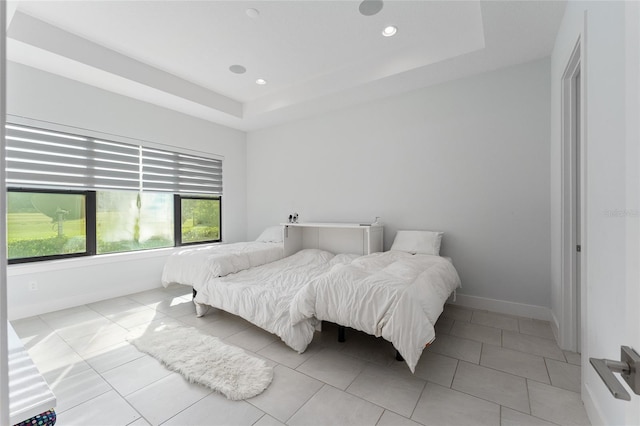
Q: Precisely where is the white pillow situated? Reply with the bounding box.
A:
[255,226,283,243]
[390,230,443,256]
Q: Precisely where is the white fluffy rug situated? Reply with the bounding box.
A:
[128,325,273,400]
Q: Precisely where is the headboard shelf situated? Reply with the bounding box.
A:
[281,222,383,257]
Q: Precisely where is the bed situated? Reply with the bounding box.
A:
[289,248,461,372]
[192,248,359,352]
[161,226,285,287]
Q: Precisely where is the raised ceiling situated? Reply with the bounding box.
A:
[6,1,566,131]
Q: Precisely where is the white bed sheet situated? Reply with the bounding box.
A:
[193,249,358,352]
[161,241,284,287]
[289,250,461,372]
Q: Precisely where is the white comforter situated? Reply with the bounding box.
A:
[161,241,284,287]
[193,249,358,352]
[289,251,461,372]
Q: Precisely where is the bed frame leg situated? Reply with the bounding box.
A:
[338,326,346,343]
[396,350,404,362]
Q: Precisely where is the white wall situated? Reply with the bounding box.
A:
[247,59,552,318]
[6,62,247,319]
[550,2,638,425]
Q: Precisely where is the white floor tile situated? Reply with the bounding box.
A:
[442,304,473,322]
[376,410,422,426]
[472,311,519,331]
[503,330,566,361]
[64,323,130,355]
[427,333,482,364]
[564,350,582,366]
[102,355,172,396]
[42,309,106,331]
[253,415,285,426]
[196,315,252,339]
[126,317,188,336]
[480,344,550,383]
[412,382,500,426]
[54,317,116,341]
[224,326,278,352]
[107,307,167,329]
[49,368,111,413]
[127,289,176,305]
[296,348,366,390]
[162,391,263,426]
[451,321,502,345]
[528,380,591,425]
[55,390,141,426]
[258,340,321,369]
[501,407,558,426]
[248,364,323,423]
[10,317,54,341]
[26,332,86,375]
[39,305,95,323]
[148,296,197,318]
[404,350,458,387]
[310,322,349,351]
[127,418,151,426]
[126,373,211,426]
[452,361,530,413]
[347,363,425,417]
[87,297,145,316]
[338,330,397,366]
[83,342,146,373]
[287,385,384,426]
[434,316,454,335]
[42,359,93,385]
[546,358,581,392]
[518,318,555,340]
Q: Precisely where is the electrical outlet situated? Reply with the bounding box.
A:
[28,281,38,292]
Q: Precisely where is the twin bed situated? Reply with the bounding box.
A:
[161,225,461,372]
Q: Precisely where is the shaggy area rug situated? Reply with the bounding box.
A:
[127,325,273,400]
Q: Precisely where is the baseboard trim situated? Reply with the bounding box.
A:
[551,311,560,342]
[583,382,606,426]
[449,293,552,321]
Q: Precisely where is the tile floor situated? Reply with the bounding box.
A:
[11,285,591,426]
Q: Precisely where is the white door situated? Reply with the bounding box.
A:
[623,3,640,422]
[583,2,640,424]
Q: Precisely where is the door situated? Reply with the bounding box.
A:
[583,2,640,424]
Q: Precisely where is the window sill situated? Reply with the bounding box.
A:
[8,246,177,276]
[7,241,229,276]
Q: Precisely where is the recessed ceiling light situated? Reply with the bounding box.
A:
[359,0,383,16]
[256,79,267,85]
[229,65,247,74]
[246,8,260,19]
[382,26,397,37]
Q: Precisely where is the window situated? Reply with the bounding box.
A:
[176,196,221,245]
[7,190,94,263]
[5,122,223,263]
[97,191,174,254]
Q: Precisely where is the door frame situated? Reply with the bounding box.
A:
[559,34,586,353]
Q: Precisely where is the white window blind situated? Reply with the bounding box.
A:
[142,147,223,194]
[5,123,222,195]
